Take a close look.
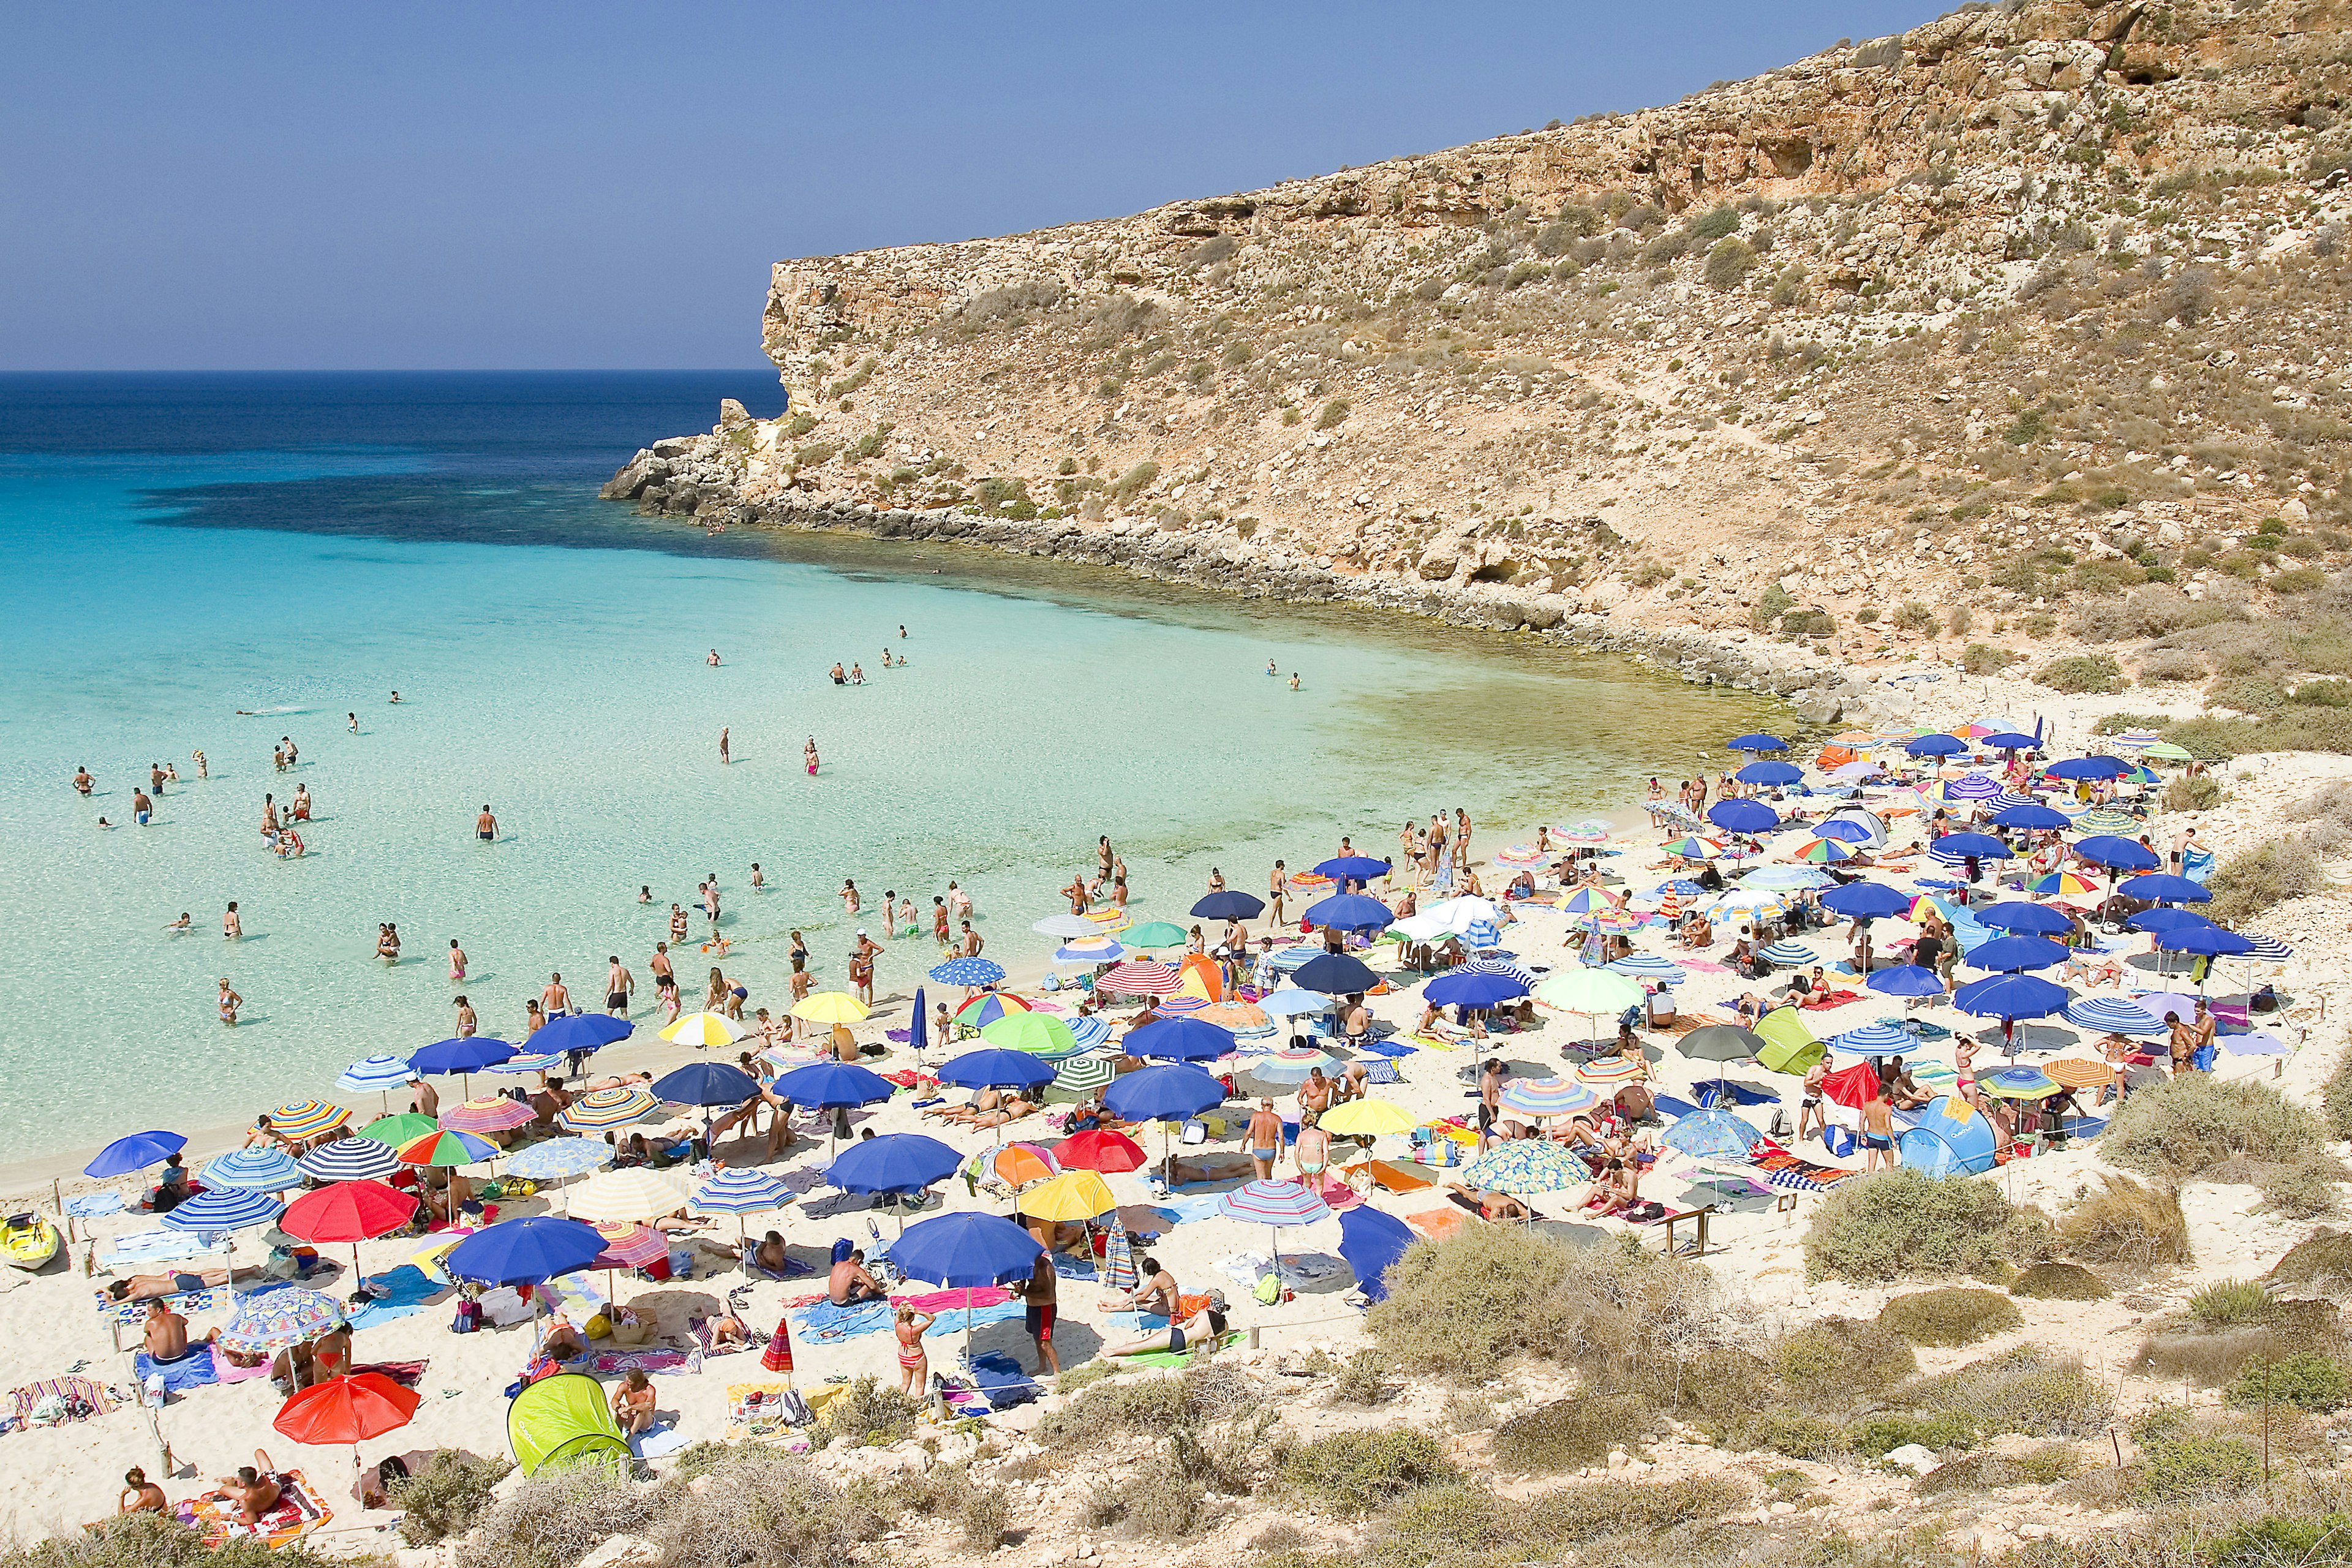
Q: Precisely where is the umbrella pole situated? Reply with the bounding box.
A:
[963,1285,975,1373]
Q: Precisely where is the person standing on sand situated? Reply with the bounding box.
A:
[1248,1098,1284,1181]
[718,726,729,764]
[218,978,243,1026]
[475,804,497,842]
[1013,1247,1060,1376]
[1267,862,1289,925]
[606,956,635,1017]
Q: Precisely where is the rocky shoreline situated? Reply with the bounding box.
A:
[603,434,1883,729]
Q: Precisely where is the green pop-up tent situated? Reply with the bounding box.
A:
[508,1372,629,1477]
[1752,1008,1825,1077]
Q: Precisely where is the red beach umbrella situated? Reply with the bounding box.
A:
[279,1180,419,1271]
[1052,1129,1147,1174]
[274,1372,421,1480]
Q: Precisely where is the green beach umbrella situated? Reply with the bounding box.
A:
[1121,921,1189,949]
[356,1112,440,1148]
[981,1012,1078,1056]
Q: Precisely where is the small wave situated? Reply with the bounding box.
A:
[233,705,314,715]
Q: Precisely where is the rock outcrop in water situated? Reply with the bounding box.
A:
[611,0,2352,719]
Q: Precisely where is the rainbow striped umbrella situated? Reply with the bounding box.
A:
[1575,1057,1646,1088]
[2074,807,2139,834]
[1096,961,1183,995]
[261,1101,350,1140]
[440,1097,535,1134]
[952,993,1033,1030]
[1499,1077,1599,1118]
[1493,845,1548,868]
[558,1085,659,1132]
[1218,1179,1332,1227]
[1661,836,1719,860]
[2027,871,2101,896]
[1054,938,1126,963]
[1459,1140,1586,1196]
[1555,820,1613,843]
[1980,1067,2061,1100]
[1789,837,1855,863]
[392,1130,497,1168]
[590,1222,668,1270]
[1558,887,1615,915]
[200,1147,306,1191]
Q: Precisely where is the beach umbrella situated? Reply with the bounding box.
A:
[1820,807,1890,846]
[992,1142,1061,1187]
[1316,1099,1414,1138]
[2027,870,2101,897]
[1757,940,1817,967]
[1980,1067,2061,1100]
[1126,1016,1238,1062]
[2155,925,2253,958]
[1736,760,1803,786]
[1555,818,1613,843]
[1983,731,2040,750]
[393,1129,497,1168]
[85,1130,186,1180]
[771,1061,893,1108]
[261,1101,350,1140]
[2073,835,2158,872]
[2119,873,2212,905]
[940,1049,1057,1091]
[355,1112,439,1147]
[1304,893,1396,932]
[908,986,930,1058]
[488,1052,565,1077]
[502,1137,613,1183]
[690,1165,790,1217]
[1459,1140,1585,1198]
[827,1133,962,1194]
[2066,995,2168,1036]
[1727,733,1789,752]
[1679,1025,1768,1066]
[652,1061,762,1109]
[1829,1022,1914,1056]
[1607,954,1686,984]
[1336,1207,1414,1305]
[1257,987,1333,1020]
[1576,1057,1645,1090]
[297,1137,403,1184]
[569,1169,692,1224]
[929,957,1007,988]
[1097,960,1183,995]
[281,1180,415,1270]
[789,993,869,1027]
[1966,935,2070,973]
[981,1012,1080,1057]
[1054,938,1125,963]
[1493,845,1549,869]
[892,1212,1046,1357]
[1976,902,2075,937]
[275,1371,420,1478]
[1664,1108,1766,1161]
[590,1221,668,1272]
[1219,1177,1330,1232]
[1101,1063,1226,1175]
[1314,855,1392,884]
[1242,1047,1343,1087]
[1819,881,1913,920]
[446,1216,606,1286]
[2045,756,2132,781]
[2128,908,2211,934]
[2133,991,2203,1023]
[1499,1077,1600,1118]
[1990,803,2071,831]
[1789,837,1856,864]
[558,1085,659,1133]
[526,1012,635,1060]
[1190,891,1265,921]
[1943,773,2002,801]
[1121,921,1189,949]
[2242,934,2294,962]
[440,1096,536,1135]
[1291,952,1381,995]
[161,1187,284,1235]
[1812,820,1875,846]
[1660,835,1719,860]
[2043,1058,2119,1091]
[2073,807,2140,835]
[1556,887,1618,917]
[1427,969,1531,1008]
[1031,914,1104,938]
[1019,1169,1117,1224]
[1052,1054,1119,1095]
[336,1057,418,1098]
[1953,973,2069,1023]
[952,993,1033,1030]
[1534,968,1642,1019]
[1867,964,1946,999]
[1194,1001,1270,1037]
[1933,832,2011,861]
[1707,799,1778,835]
[1905,734,1967,758]
[218,1289,345,1356]
[199,1147,306,1192]
[408,1039,516,1098]
[1054,1128,1148,1172]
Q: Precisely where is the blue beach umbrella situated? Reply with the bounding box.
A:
[2128,908,2210,934]
[1727,733,1789,752]
[526,1013,634,1058]
[827,1133,962,1194]
[162,1187,284,1235]
[929,957,1006,988]
[1990,803,2071,831]
[1830,1022,1915,1056]
[1305,893,1396,932]
[198,1147,306,1192]
[1983,731,2040,750]
[1707,798,1779,835]
[2073,835,2159,872]
[1965,935,2070,973]
[1866,964,1945,998]
[1259,987,1333,1019]
[86,1130,186,1180]
[1736,760,1803,786]
[910,985,930,1055]
[1126,1016,1238,1062]
[411,1038,516,1076]
[296,1137,404,1184]
[893,1211,1044,1290]
[1336,1207,1415,1304]
[2242,934,2294,962]
[1426,969,1531,1009]
[771,1061,894,1109]
[2045,756,2132,781]
[502,1137,614,1183]
[1662,1108,1764,1161]
[1812,819,1873,844]
[938,1049,1057,1091]
[1953,973,2070,1021]
[1906,734,1967,758]
[1313,855,1392,884]
[1820,882,1913,920]
[1606,953,1686,984]
[1102,1064,1225,1123]
[445,1216,605,1287]
[651,1062,762,1107]
[1292,952,1381,995]
[1975,902,2075,937]
[1191,891,1265,921]
[2118,873,2212,905]
[1932,832,2011,861]
[2155,925,2252,958]
[1066,1015,1112,1050]
[2066,996,2168,1036]
[1943,773,2002,801]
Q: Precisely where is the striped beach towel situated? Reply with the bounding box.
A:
[1744,1139,1861,1193]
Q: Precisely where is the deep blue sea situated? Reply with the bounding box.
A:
[0,372,1773,1157]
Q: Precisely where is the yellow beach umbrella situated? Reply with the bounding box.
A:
[660,1011,741,1047]
[1016,1169,1116,1224]
[567,1168,694,1224]
[1317,1098,1414,1137]
[791,992,870,1025]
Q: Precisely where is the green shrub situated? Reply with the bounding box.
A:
[1772,1318,1917,1415]
[1801,1167,2046,1283]
[1041,1361,1251,1445]
[466,1458,658,1568]
[1314,398,1350,430]
[651,1451,888,1568]
[2136,1434,2261,1501]
[1703,237,1755,290]
[827,1375,921,1444]
[2228,1352,2352,1412]
[1110,461,1161,505]
[2207,1512,2352,1567]
[1846,1409,1979,1458]
[1749,1408,1849,1458]
[1907,1345,2115,1438]
[1689,205,1741,241]
[1329,1348,1392,1406]
[2209,834,2328,923]
[2011,1261,2111,1300]
[2272,1231,2352,1301]
[1281,1430,1461,1513]
[0,1513,339,1568]
[2193,1280,2272,1324]
[2105,1075,2328,1183]
[1749,582,1795,631]
[2038,653,2127,693]
[1877,1287,2023,1346]
[1891,600,1938,633]
[1519,1474,1749,1541]
[2058,1175,2192,1268]
[2163,773,2225,810]
[1493,1393,1650,1472]
[390,1450,513,1545]
[1913,1445,2081,1496]
[1959,642,2021,674]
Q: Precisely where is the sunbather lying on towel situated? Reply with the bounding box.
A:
[107,1266,258,1305]
[931,1088,1035,1128]
[1446,1181,1529,1221]
[1106,1306,1227,1358]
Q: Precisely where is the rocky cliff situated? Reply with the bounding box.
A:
[608,0,2352,721]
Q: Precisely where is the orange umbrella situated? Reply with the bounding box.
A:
[992,1142,1060,1188]
[2043,1057,2114,1091]
[274,1372,420,1479]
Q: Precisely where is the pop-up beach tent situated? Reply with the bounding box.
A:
[1752,1009,1823,1077]
[508,1371,629,1477]
[1896,1095,1999,1177]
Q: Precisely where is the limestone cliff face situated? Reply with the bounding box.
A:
[613,0,2352,713]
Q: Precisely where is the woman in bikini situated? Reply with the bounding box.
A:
[893,1306,934,1393]
[1106,1306,1226,1359]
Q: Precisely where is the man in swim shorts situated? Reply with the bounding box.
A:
[606,956,635,1016]
[475,804,497,841]
[1247,1098,1284,1181]
[1014,1248,1060,1374]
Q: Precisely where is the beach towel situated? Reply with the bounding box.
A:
[575,1348,701,1377]
[1100,1292,1216,1334]
[1354,1037,1418,1058]
[1101,1226,1139,1292]
[789,1299,892,1343]
[101,1229,228,1268]
[1346,1159,1434,1194]
[1117,1331,1243,1369]
[629,1423,691,1459]
[64,1191,123,1219]
[963,1351,1042,1409]
[727,1381,797,1434]
[1744,1139,1861,1193]
[13,1374,117,1422]
[96,1285,223,1328]
[131,1346,218,1395]
[1049,1251,1098,1281]
[1153,1193,1228,1225]
[350,1360,428,1387]
[173,1469,330,1550]
[348,1302,426,1332]
[211,1344,273,1384]
[923,1302,1027,1338]
[1798,988,1862,1011]
[895,1286,1011,1315]
[1215,1250,1342,1289]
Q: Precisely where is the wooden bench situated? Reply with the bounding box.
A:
[1659,1204,1716,1257]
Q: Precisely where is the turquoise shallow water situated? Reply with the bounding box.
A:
[0,374,1776,1157]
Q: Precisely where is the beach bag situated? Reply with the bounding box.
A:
[1179,1118,1207,1147]
[451,1298,481,1335]
[1254,1272,1283,1306]
[583,1313,612,1340]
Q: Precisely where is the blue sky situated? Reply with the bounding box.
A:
[2,2,1948,370]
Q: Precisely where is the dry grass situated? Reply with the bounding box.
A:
[2105,1076,2328,1182]
[1491,1393,1651,1472]
[1877,1287,2024,1346]
[0,1513,339,1568]
[1904,1344,2116,1438]
[2059,1176,2192,1270]
[648,1452,889,1568]
[1913,1445,2082,1497]
[459,1458,657,1568]
[1280,1430,1462,1514]
[1771,1317,1917,1416]
[2011,1261,2113,1300]
[1801,1167,2048,1283]
[389,1450,513,1546]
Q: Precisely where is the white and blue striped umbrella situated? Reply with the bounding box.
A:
[1829,1022,1915,1055]
[1066,1015,1113,1050]
[1607,954,1687,984]
[1990,791,2039,812]
[1742,866,1835,891]
[1758,941,1818,967]
[1943,774,2002,801]
[198,1147,305,1191]
[162,1187,284,1234]
[488,1051,565,1076]
[2242,935,2294,962]
[2065,996,2168,1036]
[503,1137,614,1182]
[336,1055,417,1093]
[692,1166,792,1215]
[1463,919,1504,948]
[296,1137,402,1183]
[1457,959,1539,987]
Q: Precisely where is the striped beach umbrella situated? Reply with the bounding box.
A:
[1217,1178,1332,1227]
[1058,1015,1112,1050]
[1705,888,1789,922]
[488,1052,565,1077]
[1575,908,1648,936]
[1790,837,1856,863]
[1493,845,1548,868]
[1557,887,1614,916]
[1054,938,1125,963]
[503,1137,613,1182]
[1943,773,2002,801]
[1980,1067,2060,1100]
[2043,1057,2116,1091]
[296,1137,402,1184]
[2065,995,2168,1036]
[1499,1077,1599,1118]
[1660,835,1719,860]
[1575,1057,1645,1088]
[336,1057,417,1095]
[2073,807,2139,834]
[1097,961,1183,996]
[570,1168,693,1224]
[200,1147,306,1191]
[1990,790,2039,812]
[216,1288,345,1354]
[1607,954,1687,984]
[440,1097,536,1134]
[928,957,1006,987]
[1245,1047,1343,1085]
[1458,1140,1586,1196]
[393,1129,498,1168]
[1052,1054,1118,1095]
[660,1011,742,1047]
[1758,941,1817,967]
[690,1166,790,1218]
[559,1085,660,1132]
[1555,820,1613,843]
[161,1186,284,1234]
[1829,1022,1914,1056]
[952,993,1032,1030]
[2242,934,2294,962]
[2027,871,2101,896]
[590,1222,668,1271]
[1457,958,1539,987]
[261,1101,350,1140]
